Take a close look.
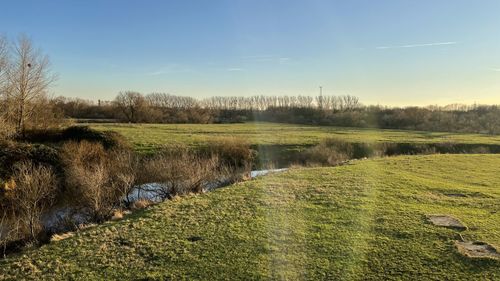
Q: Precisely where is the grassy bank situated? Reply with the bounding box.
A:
[1,154,499,280]
[90,122,500,153]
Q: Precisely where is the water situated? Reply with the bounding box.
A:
[41,168,288,231]
[250,168,288,178]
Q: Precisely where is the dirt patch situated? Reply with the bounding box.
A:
[427,215,467,231]
[455,241,500,260]
[444,193,467,198]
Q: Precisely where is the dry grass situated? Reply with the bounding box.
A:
[130,199,153,210]
[49,232,74,242]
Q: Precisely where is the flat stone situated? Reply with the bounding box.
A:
[427,215,467,231]
[455,241,500,260]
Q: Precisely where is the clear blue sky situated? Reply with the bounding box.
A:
[2,0,500,105]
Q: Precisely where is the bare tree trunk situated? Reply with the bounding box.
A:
[5,35,56,136]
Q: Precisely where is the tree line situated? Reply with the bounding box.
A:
[1,35,499,136]
[49,91,500,134]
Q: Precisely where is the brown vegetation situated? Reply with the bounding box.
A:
[139,147,221,199]
[61,141,136,222]
[0,35,64,137]
[3,161,57,242]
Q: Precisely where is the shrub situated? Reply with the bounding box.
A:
[60,126,129,150]
[139,147,221,199]
[61,141,117,222]
[299,138,355,166]
[0,117,15,140]
[107,149,140,205]
[20,126,130,151]
[201,137,255,171]
[0,141,60,180]
[8,161,57,242]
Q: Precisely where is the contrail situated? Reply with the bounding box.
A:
[376,41,457,49]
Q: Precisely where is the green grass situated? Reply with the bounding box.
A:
[89,122,500,153]
[1,154,499,280]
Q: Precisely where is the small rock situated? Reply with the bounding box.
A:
[455,241,500,260]
[426,215,467,231]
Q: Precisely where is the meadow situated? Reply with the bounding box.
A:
[90,122,500,153]
[0,154,498,280]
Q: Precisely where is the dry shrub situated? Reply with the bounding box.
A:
[8,161,57,241]
[300,139,353,166]
[139,147,221,199]
[24,97,71,132]
[61,141,139,222]
[131,199,153,210]
[203,137,255,171]
[108,149,140,205]
[0,211,22,257]
[61,141,133,222]
[0,117,15,140]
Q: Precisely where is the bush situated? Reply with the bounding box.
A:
[60,126,129,150]
[7,161,57,242]
[61,141,130,222]
[298,138,500,167]
[299,138,357,166]
[20,126,130,150]
[0,117,15,140]
[108,149,140,205]
[201,137,255,171]
[139,147,221,199]
[0,141,60,180]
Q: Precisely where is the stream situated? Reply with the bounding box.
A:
[40,168,288,232]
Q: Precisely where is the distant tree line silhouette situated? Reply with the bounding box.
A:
[51,92,500,134]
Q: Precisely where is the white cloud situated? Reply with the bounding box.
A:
[145,64,192,76]
[279,57,291,64]
[490,68,500,72]
[227,68,244,72]
[376,41,457,50]
[243,55,292,64]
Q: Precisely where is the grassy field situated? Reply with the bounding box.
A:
[1,154,499,280]
[90,122,500,153]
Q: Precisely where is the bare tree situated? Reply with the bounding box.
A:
[114,91,147,123]
[0,36,8,92]
[5,35,56,135]
[0,36,15,138]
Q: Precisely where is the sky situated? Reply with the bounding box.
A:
[1,0,500,106]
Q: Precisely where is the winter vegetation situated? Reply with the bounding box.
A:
[0,155,499,280]
[1,35,499,280]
